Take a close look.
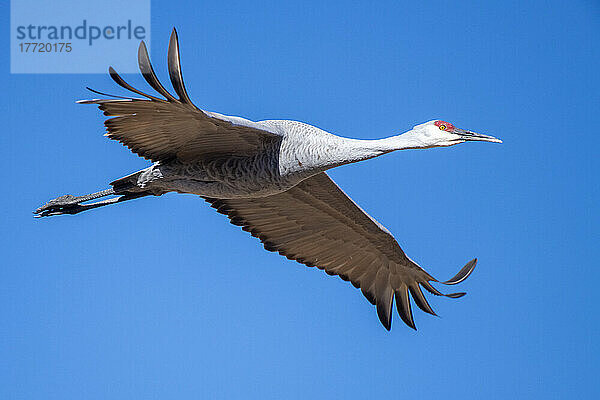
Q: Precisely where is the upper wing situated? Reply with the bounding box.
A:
[205,172,477,330]
[79,29,280,163]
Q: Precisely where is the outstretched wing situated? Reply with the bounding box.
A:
[205,172,477,330]
[79,29,280,163]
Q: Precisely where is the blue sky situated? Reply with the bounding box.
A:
[1,1,599,399]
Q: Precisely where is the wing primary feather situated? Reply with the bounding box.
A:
[395,286,416,330]
[83,87,139,100]
[376,297,393,331]
[408,284,437,316]
[167,28,195,106]
[422,281,467,299]
[375,272,394,330]
[441,258,477,285]
[445,292,467,299]
[137,41,179,102]
[108,66,164,101]
[421,280,444,296]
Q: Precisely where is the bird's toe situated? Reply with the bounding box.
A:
[34,195,82,217]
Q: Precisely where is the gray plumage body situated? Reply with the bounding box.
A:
[35,29,501,330]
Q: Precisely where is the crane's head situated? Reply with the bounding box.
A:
[412,120,502,147]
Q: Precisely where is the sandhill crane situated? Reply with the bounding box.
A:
[35,29,501,330]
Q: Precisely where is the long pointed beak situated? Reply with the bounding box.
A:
[454,128,502,143]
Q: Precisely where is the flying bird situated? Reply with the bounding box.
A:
[35,29,502,330]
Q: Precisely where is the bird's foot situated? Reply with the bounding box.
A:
[34,195,85,218]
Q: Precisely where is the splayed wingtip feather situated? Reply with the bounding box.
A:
[441,258,477,285]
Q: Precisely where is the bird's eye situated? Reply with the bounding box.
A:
[439,125,446,131]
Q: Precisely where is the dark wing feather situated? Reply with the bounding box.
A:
[79,28,280,162]
[108,66,163,101]
[137,40,178,102]
[205,172,477,330]
[167,29,194,105]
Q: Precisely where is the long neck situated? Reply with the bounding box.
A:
[337,129,428,164]
[362,129,429,152]
[282,128,428,175]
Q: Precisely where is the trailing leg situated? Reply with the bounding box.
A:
[34,188,152,218]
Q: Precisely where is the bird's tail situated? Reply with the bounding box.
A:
[34,171,153,218]
[109,170,146,193]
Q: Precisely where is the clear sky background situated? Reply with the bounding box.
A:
[1,1,599,399]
